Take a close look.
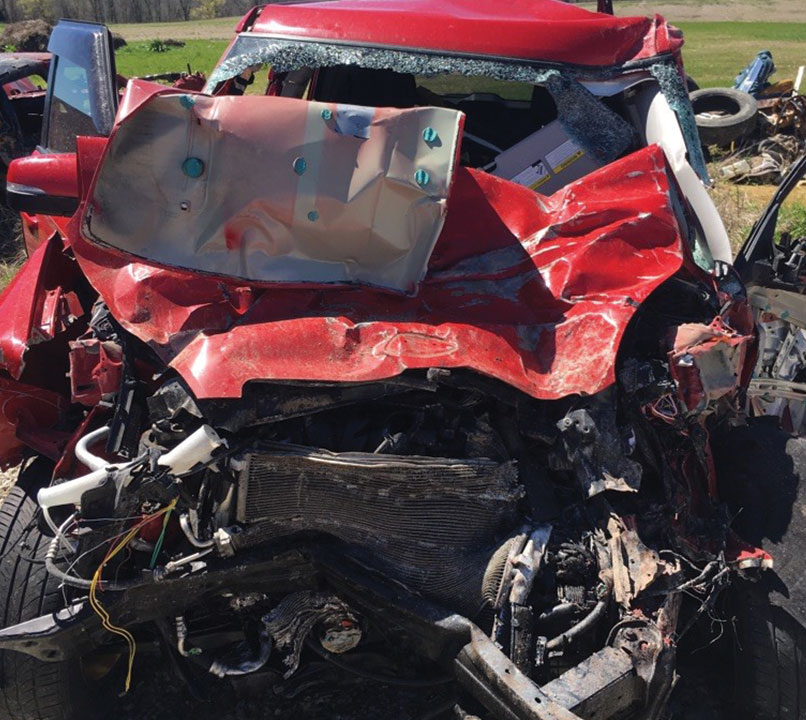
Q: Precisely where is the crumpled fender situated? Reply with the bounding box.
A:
[0,235,84,380]
[68,142,688,401]
[0,235,82,467]
[0,376,65,469]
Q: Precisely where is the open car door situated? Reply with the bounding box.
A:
[40,20,117,153]
[735,153,806,431]
[6,20,116,250]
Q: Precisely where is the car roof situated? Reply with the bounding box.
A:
[249,0,682,67]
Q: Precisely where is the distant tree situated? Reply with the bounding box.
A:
[16,0,54,21]
[190,0,223,20]
[87,0,104,21]
[3,0,253,23]
[177,0,194,21]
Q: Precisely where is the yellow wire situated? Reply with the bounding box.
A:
[88,499,178,693]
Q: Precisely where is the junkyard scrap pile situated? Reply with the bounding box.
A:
[695,52,806,184]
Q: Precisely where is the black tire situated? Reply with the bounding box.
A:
[734,579,806,720]
[0,460,106,720]
[689,87,758,147]
[713,419,806,719]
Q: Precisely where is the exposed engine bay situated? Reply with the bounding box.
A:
[0,274,760,719]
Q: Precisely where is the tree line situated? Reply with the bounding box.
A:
[0,0,256,23]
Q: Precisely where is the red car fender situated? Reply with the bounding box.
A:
[7,152,78,255]
[0,235,88,465]
[0,234,86,380]
[0,375,66,469]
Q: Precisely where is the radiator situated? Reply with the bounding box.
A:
[235,443,523,615]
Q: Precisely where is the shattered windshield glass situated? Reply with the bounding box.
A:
[206,34,708,182]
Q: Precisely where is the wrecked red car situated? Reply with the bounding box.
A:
[0,5,802,720]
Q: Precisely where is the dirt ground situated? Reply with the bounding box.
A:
[0,466,17,499]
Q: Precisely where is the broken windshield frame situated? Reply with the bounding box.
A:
[209,33,670,90]
[205,33,708,182]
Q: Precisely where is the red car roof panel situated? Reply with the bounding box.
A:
[250,0,682,66]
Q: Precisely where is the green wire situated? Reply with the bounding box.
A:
[149,507,174,569]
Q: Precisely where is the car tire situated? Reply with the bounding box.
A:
[712,419,806,720]
[733,578,806,720]
[689,87,758,147]
[0,459,108,720]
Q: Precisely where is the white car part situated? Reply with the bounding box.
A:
[38,425,226,535]
[158,425,225,475]
[74,425,112,472]
[634,83,733,269]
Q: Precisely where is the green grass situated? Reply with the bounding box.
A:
[777,203,806,243]
[114,39,228,78]
[677,22,806,88]
[0,262,18,291]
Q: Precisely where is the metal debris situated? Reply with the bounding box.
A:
[263,592,360,678]
[714,51,806,183]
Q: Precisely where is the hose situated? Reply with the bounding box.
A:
[537,602,578,625]
[208,629,273,678]
[545,599,608,652]
[179,513,215,549]
[74,426,111,472]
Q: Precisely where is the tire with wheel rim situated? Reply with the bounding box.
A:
[0,459,113,720]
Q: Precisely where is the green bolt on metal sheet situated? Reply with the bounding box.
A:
[182,157,205,178]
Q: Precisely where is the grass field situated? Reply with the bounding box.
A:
[110,16,238,41]
[114,39,227,78]
[677,22,806,89]
[584,0,805,22]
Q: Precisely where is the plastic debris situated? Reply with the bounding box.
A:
[734,50,776,98]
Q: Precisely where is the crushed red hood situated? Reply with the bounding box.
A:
[68,96,688,400]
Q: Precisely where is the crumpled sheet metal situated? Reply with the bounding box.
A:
[84,83,463,294]
[607,515,662,608]
[0,376,65,469]
[263,591,357,678]
[0,235,81,381]
[0,52,49,86]
[246,0,683,67]
[69,143,687,401]
[670,317,753,413]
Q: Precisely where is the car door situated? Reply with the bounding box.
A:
[734,153,806,432]
[7,20,117,254]
[41,19,117,153]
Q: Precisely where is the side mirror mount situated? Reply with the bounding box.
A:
[6,153,79,217]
